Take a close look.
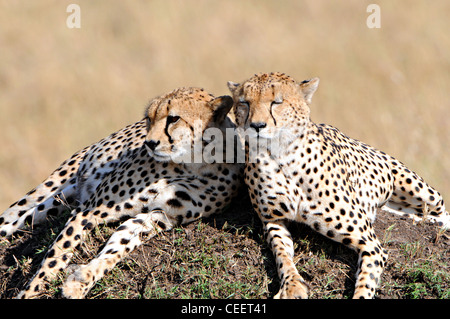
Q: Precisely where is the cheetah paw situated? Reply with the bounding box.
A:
[62,265,89,299]
[274,278,309,299]
[15,290,26,299]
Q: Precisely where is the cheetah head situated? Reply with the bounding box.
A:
[144,87,233,163]
[227,72,319,142]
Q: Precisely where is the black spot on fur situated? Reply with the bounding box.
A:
[280,202,289,212]
[66,226,74,236]
[272,209,284,217]
[175,191,191,201]
[167,199,183,208]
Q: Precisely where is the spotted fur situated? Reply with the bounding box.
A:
[228,72,449,299]
[2,87,242,298]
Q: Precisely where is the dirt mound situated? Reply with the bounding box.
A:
[0,193,448,299]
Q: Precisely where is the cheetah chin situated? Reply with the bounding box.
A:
[145,146,185,163]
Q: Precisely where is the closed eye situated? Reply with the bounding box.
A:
[167,115,180,125]
[239,101,250,108]
[271,99,283,106]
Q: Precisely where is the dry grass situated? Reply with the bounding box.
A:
[0,1,449,223]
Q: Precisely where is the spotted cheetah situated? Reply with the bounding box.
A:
[1,87,242,298]
[227,72,449,299]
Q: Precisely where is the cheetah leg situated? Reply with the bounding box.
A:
[265,220,309,299]
[62,210,173,299]
[351,227,388,299]
[15,207,107,299]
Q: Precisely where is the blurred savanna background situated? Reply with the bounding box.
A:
[0,1,449,222]
[1,0,450,300]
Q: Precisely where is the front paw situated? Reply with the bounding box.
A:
[274,277,309,299]
[62,265,90,299]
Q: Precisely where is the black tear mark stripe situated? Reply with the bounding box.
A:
[164,119,174,144]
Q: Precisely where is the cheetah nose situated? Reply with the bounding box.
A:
[250,122,267,133]
[145,140,160,151]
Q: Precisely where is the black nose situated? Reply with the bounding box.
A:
[250,122,267,132]
[145,140,160,151]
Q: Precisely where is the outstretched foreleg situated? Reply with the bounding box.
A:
[62,210,173,299]
[15,206,108,299]
[265,220,309,299]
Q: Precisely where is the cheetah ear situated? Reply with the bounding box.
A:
[299,77,320,104]
[144,97,159,118]
[227,81,240,94]
[210,95,234,123]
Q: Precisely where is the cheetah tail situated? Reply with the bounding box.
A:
[0,145,91,237]
[384,159,449,230]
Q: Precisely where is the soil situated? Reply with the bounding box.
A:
[0,191,449,299]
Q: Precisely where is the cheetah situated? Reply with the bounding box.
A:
[1,87,242,298]
[227,72,449,299]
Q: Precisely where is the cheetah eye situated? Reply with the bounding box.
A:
[239,101,250,108]
[167,115,180,125]
[145,116,152,126]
